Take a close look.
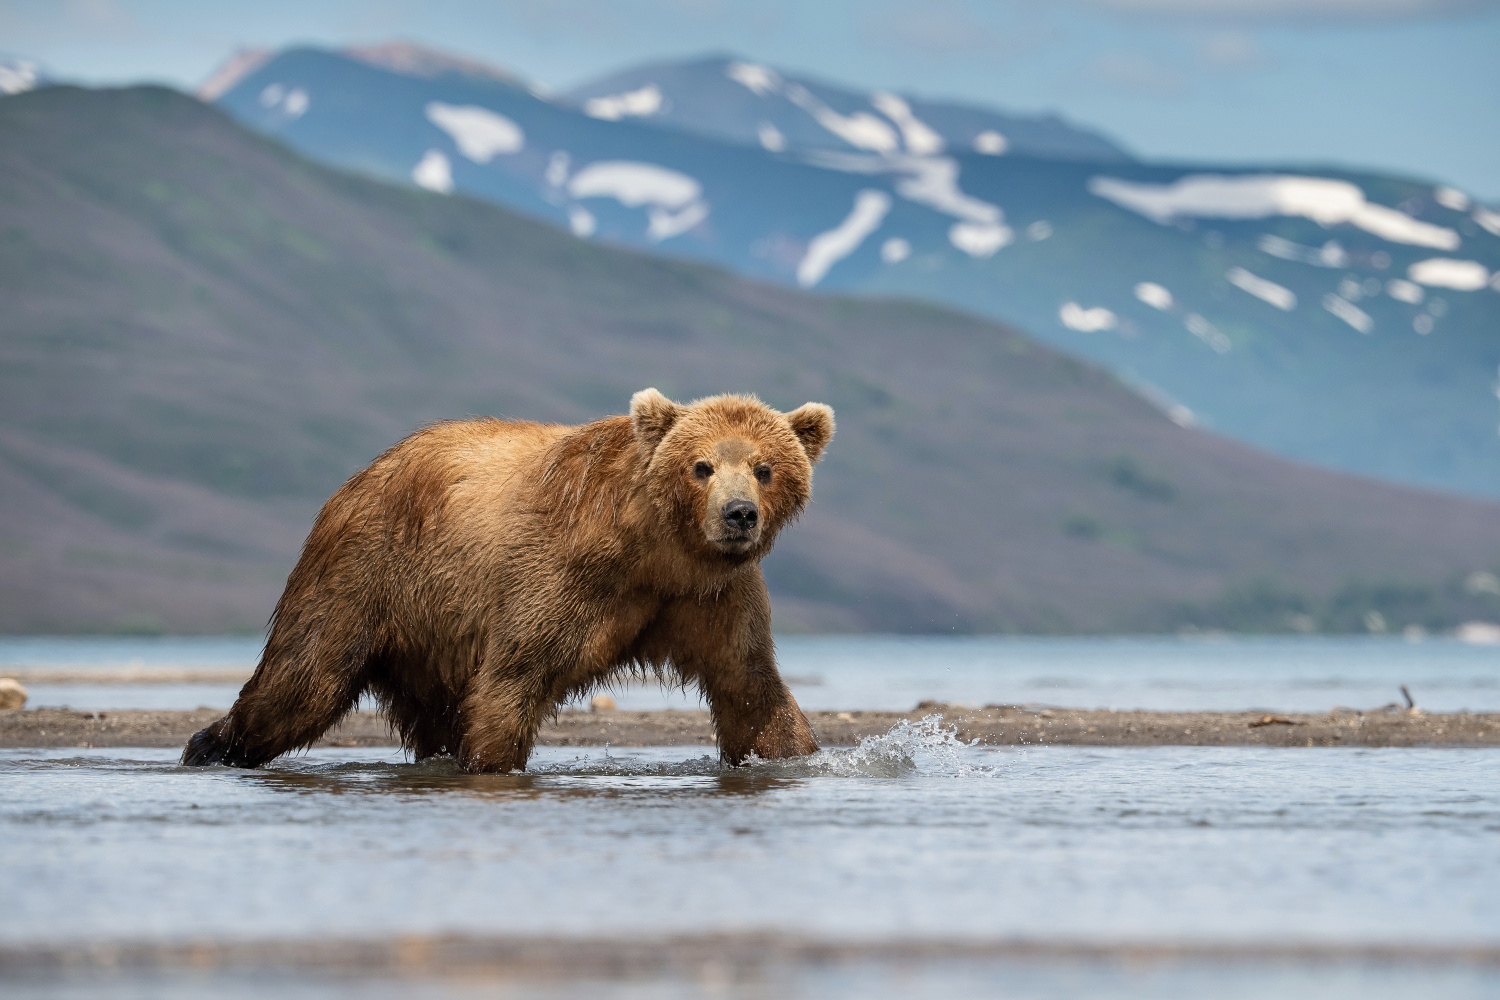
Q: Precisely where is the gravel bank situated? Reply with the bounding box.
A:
[2,704,1495,750]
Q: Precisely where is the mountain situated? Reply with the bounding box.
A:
[0,56,46,96]
[5,85,1500,636]
[206,45,1500,499]
[564,55,1132,162]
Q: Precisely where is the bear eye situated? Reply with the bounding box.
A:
[693,461,714,480]
[754,464,772,484]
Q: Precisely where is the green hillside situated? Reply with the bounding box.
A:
[4,85,1500,634]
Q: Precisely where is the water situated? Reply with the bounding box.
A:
[4,737,1499,996]
[0,635,259,711]
[5,634,1499,713]
[4,636,1498,996]
[9,962,1499,1000]
[6,733,1496,945]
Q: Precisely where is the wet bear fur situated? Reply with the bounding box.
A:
[182,389,834,773]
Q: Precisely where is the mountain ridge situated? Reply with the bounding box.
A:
[563,53,1133,162]
[205,45,1500,500]
[4,85,1500,635]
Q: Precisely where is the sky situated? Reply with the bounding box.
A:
[3,0,1498,199]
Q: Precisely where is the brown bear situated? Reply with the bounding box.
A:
[182,389,834,773]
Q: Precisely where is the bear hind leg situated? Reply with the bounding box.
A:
[181,627,373,768]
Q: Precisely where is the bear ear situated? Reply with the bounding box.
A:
[630,388,680,460]
[786,402,835,463]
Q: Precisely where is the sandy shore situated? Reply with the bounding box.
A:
[3,931,1496,976]
[2,703,1495,749]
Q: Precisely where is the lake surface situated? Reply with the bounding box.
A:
[5,635,1498,997]
[5,633,1499,713]
[4,738,1499,997]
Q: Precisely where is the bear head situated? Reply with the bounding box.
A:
[630,389,834,564]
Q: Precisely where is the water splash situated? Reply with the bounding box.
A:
[745,714,998,779]
[528,715,1000,780]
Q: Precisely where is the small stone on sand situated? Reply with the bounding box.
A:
[590,695,617,713]
[0,677,27,710]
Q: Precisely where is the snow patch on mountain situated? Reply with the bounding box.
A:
[646,201,709,241]
[1186,314,1230,353]
[1258,234,1348,268]
[812,155,968,213]
[1060,303,1118,332]
[583,84,663,121]
[566,206,595,237]
[785,84,899,154]
[412,150,453,193]
[424,102,524,162]
[1323,294,1373,333]
[1387,279,1424,304]
[881,237,911,263]
[1135,282,1174,311]
[568,161,700,207]
[1472,206,1500,237]
[258,83,309,120]
[1090,174,1460,251]
[811,152,1012,257]
[871,92,944,155]
[950,222,1012,257]
[798,189,891,287]
[545,151,571,188]
[1409,258,1490,291]
[567,161,708,242]
[1227,267,1296,311]
[0,58,42,95]
[973,130,1007,155]
[894,157,1001,225]
[726,61,780,96]
[1434,187,1471,212]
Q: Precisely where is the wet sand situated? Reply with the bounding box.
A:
[2,704,1496,749]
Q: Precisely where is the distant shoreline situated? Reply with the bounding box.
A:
[4,932,1496,977]
[2,706,1495,750]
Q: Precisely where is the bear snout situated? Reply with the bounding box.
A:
[721,499,759,533]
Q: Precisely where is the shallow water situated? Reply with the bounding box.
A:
[11,957,1500,1000]
[4,731,1497,946]
[6,637,1499,997]
[6,634,1499,713]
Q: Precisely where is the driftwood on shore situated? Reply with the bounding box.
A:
[1,704,1496,750]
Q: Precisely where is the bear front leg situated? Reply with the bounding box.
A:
[663,572,818,766]
[711,678,819,766]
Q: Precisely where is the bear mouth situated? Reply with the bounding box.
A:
[710,529,760,554]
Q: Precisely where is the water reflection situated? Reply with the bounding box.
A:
[242,755,803,801]
[229,716,977,799]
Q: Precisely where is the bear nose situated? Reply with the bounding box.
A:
[722,499,759,531]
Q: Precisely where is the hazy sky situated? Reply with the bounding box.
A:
[4,0,1498,198]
